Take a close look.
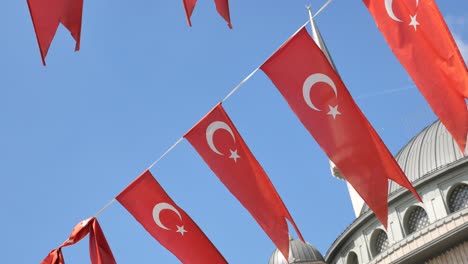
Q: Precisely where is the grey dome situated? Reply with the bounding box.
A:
[269,239,325,264]
[360,120,466,215]
[390,120,466,194]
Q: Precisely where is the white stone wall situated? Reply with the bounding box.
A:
[329,165,468,264]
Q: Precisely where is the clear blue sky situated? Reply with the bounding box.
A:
[1,1,467,263]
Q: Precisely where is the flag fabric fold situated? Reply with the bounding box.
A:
[214,0,232,29]
[41,217,116,264]
[260,27,421,227]
[182,0,197,27]
[182,0,232,28]
[117,170,227,264]
[27,0,83,65]
[184,103,303,260]
[363,0,468,153]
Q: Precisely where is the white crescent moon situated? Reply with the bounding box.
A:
[302,73,338,111]
[153,202,182,230]
[206,121,236,155]
[384,0,402,22]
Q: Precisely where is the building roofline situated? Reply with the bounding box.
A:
[325,157,468,261]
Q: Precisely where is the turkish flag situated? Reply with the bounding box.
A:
[260,27,421,227]
[27,0,83,65]
[363,0,468,153]
[41,217,116,264]
[182,0,232,28]
[117,170,227,264]
[184,103,304,260]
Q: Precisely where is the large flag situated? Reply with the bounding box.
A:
[41,217,116,264]
[117,170,227,264]
[363,0,468,153]
[27,0,83,65]
[184,103,303,260]
[260,27,421,227]
[182,0,232,28]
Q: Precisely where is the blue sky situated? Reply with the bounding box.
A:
[1,0,467,263]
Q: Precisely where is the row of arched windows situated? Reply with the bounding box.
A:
[345,183,468,264]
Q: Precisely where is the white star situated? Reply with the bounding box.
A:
[229,149,241,162]
[80,220,89,227]
[409,14,420,31]
[176,225,187,236]
[327,105,341,119]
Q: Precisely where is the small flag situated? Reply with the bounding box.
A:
[27,0,83,65]
[363,0,468,153]
[184,103,303,259]
[182,0,232,28]
[117,170,227,264]
[41,217,116,264]
[261,27,421,227]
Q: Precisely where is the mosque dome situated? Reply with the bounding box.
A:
[269,239,326,264]
[326,119,468,264]
[390,119,466,193]
[359,120,467,215]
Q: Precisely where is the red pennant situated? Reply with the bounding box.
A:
[260,27,421,227]
[214,0,232,29]
[117,170,227,264]
[41,218,116,264]
[88,220,116,264]
[184,103,303,260]
[182,0,197,27]
[182,0,232,28]
[27,0,83,65]
[41,248,64,264]
[363,0,468,153]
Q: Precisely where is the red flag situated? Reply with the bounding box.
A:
[214,0,232,29]
[260,27,421,227]
[88,219,116,264]
[41,218,116,264]
[182,0,197,27]
[182,0,232,28]
[363,0,468,153]
[184,103,303,260]
[27,0,83,65]
[116,170,227,264]
[41,249,64,264]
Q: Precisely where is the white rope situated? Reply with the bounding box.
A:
[147,137,184,170]
[94,198,116,217]
[222,68,260,102]
[313,0,334,18]
[222,0,333,102]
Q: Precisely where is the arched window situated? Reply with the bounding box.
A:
[370,229,389,257]
[347,251,359,264]
[448,184,468,213]
[405,206,429,235]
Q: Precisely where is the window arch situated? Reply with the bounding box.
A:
[346,251,359,264]
[447,183,468,213]
[370,229,389,257]
[404,206,429,235]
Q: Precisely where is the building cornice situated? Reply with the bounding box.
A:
[325,157,468,262]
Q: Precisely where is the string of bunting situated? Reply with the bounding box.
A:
[39,0,468,262]
[94,0,333,219]
[41,4,331,263]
